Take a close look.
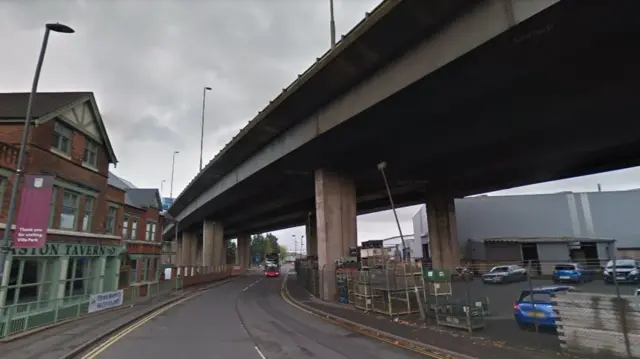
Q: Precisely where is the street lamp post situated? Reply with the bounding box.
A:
[0,22,75,281]
[199,86,212,172]
[292,234,297,259]
[377,161,408,261]
[170,151,179,198]
[329,0,336,48]
[300,235,305,258]
[160,179,166,196]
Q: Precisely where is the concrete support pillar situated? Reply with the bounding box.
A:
[426,195,461,269]
[181,232,195,266]
[208,223,224,267]
[190,235,198,267]
[237,234,251,269]
[314,169,357,301]
[202,220,217,268]
[305,213,318,257]
[175,237,183,266]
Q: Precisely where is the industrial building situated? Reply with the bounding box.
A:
[411,189,640,270]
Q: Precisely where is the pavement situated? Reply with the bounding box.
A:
[0,277,236,359]
[76,269,426,359]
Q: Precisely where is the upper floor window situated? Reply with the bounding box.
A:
[122,214,130,239]
[83,139,98,167]
[60,190,79,230]
[106,206,117,234]
[146,222,156,241]
[52,122,72,154]
[82,197,94,232]
[131,218,138,240]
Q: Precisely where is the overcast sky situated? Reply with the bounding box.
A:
[2,0,640,252]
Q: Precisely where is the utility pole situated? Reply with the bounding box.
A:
[329,0,336,49]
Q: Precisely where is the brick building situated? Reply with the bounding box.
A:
[0,92,125,326]
[107,172,163,294]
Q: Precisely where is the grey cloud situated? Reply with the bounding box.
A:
[4,0,640,239]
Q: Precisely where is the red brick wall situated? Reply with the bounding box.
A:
[0,119,114,237]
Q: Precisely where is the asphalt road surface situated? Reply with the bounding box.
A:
[88,270,424,359]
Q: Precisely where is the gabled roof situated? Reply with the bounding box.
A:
[0,91,118,165]
[108,171,137,190]
[126,188,162,210]
[108,172,161,210]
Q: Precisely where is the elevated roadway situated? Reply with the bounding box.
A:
[166,0,640,239]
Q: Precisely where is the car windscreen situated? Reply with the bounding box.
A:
[519,292,554,303]
[606,260,636,269]
[490,266,509,273]
[555,264,576,271]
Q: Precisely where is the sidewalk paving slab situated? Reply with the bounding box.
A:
[0,277,238,359]
[285,278,560,359]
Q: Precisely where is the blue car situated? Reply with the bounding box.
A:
[552,263,590,283]
[514,286,579,330]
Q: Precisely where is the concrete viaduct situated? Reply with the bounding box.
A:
[164,0,640,299]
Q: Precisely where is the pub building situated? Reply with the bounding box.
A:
[0,92,127,336]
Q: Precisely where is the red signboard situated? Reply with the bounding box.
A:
[12,174,55,248]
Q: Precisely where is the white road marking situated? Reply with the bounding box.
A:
[255,346,267,359]
[243,278,263,291]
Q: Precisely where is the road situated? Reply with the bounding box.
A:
[83,270,425,359]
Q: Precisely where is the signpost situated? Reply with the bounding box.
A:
[12,175,54,248]
[161,197,174,212]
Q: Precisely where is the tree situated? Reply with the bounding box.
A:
[250,233,281,264]
[279,244,287,259]
[227,241,237,264]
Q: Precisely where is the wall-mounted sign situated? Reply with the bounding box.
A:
[11,242,123,257]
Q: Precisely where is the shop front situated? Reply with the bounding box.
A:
[0,241,125,337]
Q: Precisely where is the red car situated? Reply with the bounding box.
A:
[264,267,280,277]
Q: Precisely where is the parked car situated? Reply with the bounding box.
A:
[482,265,527,284]
[514,286,579,330]
[552,263,591,283]
[603,259,640,284]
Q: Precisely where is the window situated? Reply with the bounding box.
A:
[146,222,157,241]
[52,122,72,154]
[5,259,55,306]
[83,138,98,167]
[48,187,58,228]
[60,190,79,230]
[64,257,99,298]
[130,259,138,283]
[105,206,117,234]
[82,197,94,232]
[131,218,138,240]
[122,214,130,239]
[0,177,6,215]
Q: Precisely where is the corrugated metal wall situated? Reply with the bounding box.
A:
[413,189,640,256]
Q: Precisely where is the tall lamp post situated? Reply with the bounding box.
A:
[377,161,408,261]
[199,86,212,172]
[169,151,179,198]
[0,23,75,281]
[329,0,336,49]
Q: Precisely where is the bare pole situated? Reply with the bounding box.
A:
[377,161,408,261]
[329,0,336,48]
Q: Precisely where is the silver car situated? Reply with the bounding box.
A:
[482,265,527,284]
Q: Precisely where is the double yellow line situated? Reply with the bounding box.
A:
[279,275,456,359]
[79,293,203,359]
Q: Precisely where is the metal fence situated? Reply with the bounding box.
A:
[0,264,236,339]
[293,259,640,359]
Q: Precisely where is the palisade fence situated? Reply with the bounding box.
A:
[0,264,237,339]
[293,259,640,358]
